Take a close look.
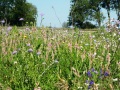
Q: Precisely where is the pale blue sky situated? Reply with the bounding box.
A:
[27,0,117,27]
[27,0,70,27]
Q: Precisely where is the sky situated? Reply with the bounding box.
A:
[27,0,117,27]
[27,0,71,27]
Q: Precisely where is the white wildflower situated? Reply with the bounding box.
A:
[113,78,118,82]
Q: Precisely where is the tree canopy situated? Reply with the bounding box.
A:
[0,0,37,26]
[69,0,120,28]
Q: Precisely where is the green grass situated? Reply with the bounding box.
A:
[0,26,120,90]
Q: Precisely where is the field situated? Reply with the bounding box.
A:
[0,26,120,90]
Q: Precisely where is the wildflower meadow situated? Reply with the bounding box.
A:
[0,19,120,90]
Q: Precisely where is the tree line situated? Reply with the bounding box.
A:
[68,0,120,28]
[1,0,119,28]
[0,0,37,26]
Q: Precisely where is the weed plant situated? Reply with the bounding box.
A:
[0,20,120,90]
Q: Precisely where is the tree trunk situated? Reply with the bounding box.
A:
[117,10,120,20]
[107,3,110,24]
[98,9,101,27]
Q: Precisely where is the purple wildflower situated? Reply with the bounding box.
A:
[94,70,98,74]
[91,68,95,72]
[26,28,30,31]
[0,20,5,23]
[26,43,31,47]
[91,68,98,74]
[12,51,17,55]
[37,51,41,55]
[87,80,94,90]
[106,28,110,32]
[118,32,120,35]
[40,13,44,17]
[86,80,89,84]
[28,48,33,52]
[89,80,94,86]
[87,71,92,77]
[88,85,91,90]
[115,20,120,25]
[19,18,24,21]
[104,71,109,76]
[7,26,12,31]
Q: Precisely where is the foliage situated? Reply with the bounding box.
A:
[89,0,105,27]
[81,22,97,29]
[0,0,37,26]
[0,0,15,24]
[69,0,90,28]
[62,22,69,28]
[69,0,103,28]
[111,0,120,20]
[69,0,120,28]
[100,0,112,22]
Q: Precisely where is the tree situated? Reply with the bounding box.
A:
[111,0,120,20]
[62,22,69,28]
[0,0,37,26]
[0,0,15,24]
[25,3,37,26]
[69,0,91,28]
[89,0,105,26]
[100,0,112,22]
[11,0,27,26]
[69,0,102,28]
[91,12,105,26]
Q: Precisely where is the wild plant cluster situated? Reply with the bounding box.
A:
[0,19,120,90]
